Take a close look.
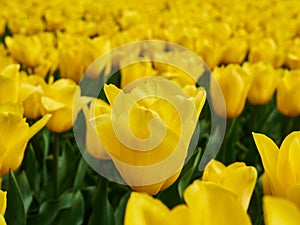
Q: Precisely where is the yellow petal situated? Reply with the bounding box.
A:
[0,103,24,115]
[184,181,252,225]
[124,192,171,225]
[103,84,122,105]
[0,191,6,216]
[202,159,226,183]
[263,196,300,225]
[288,184,300,210]
[27,114,52,140]
[277,132,300,189]
[41,96,65,111]
[252,133,285,196]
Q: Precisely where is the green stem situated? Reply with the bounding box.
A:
[54,133,60,198]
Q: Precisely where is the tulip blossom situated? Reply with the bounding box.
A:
[125,181,252,225]
[93,78,206,194]
[276,70,300,117]
[202,159,257,210]
[263,197,300,225]
[0,190,7,225]
[0,104,51,176]
[41,78,78,133]
[5,35,42,68]
[253,131,300,209]
[211,64,252,118]
[243,62,281,105]
[221,37,248,64]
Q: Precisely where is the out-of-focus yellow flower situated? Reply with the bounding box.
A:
[0,64,20,105]
[93,79,206,194]
[5,35,42,67]
[0,104,51,176]
[41,78,78,133]
[243,62,281,105]
[253,131,300,208]
[124,181,252,225]
[211,64,252,118]
[0,17,5,36]
[276,70,300,117]
[285,38,300,70]
[20,75,45,119]
[248,37,285,68]
[58,35,110,83]
[263,197,300,225]
[0,190,7,225]
[221,37,248,64]
[202,159,257,210]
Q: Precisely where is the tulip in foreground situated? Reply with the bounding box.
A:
[263,196,300,225]
[0,104,51,176]
[125,181,252,225]
[202,159,257,210]
[253,131,300,209]
[93,78,206,194]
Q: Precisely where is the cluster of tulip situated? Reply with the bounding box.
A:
[0,0,300,224]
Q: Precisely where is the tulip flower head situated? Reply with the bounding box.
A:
[93,77,206,194]
[253,131,300,209]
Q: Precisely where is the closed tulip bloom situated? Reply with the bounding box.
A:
[248,37,285,68]
[0,104,51,176]
[125,181,252,225]
[93,78,206,194]
[0,64,20,105]
[285,38,300,70]
[202,160,257,210]
[211,64,252,118]
[41,78,78,133]
[20,75,46,119]
[221,37,248,64]
[263,197,300,225]
[243,62,281,105]
[253,132,300,209]
[5,35,42,67]
[276,70,300,117]
[0,190,7,225]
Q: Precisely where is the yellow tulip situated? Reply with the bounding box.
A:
[93,78,206,194]
[0,64,20,105]
[248,37,285,68]
[243,62,281,105]
[263,197,300,225]
[0,190,7,225]
[285,38,300,70]
[276,70,300,117]
[253,132,300,208]
[20,75,45,119]
[202,159,257,210]
[0,104,51,176]
[41,78,78,133]
[124,181,252,225]
[221,37,248,64]
[5,35,42,68]
[211,64,252,118]
[0,17,5,37]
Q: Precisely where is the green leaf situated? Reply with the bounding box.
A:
[16,171,32,214]
[114,192,131,225]
[27,192,74,225]
[74,158,88,189]
[23,144,39,193]
[5,170,26,225]
[88,177,115,225]
[54,191,85,225]
[178,148,202,199]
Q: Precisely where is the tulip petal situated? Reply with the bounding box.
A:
[277,132,300,188]
[263,196,300,225]
[184,181,252,225]
[202,159,226,183]
[103,84,122,105]
[288,184,300,210]
[124,192,171,225]
[0,191,6,216]
[27,114,52,140]
[252,133,285,196]
[41,96,65,111]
